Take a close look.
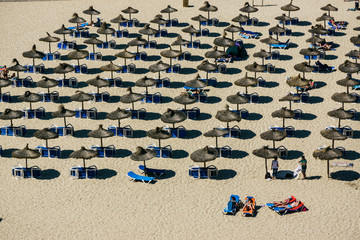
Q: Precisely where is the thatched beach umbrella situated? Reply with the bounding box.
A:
[253,49,272,65]
[54,63,75,79]
[299,48,320,64]
[331,92,357,108]
[68,13,86,30]
[53,24,74,41]
[320,128,347,149]
[336,75,360,93]
[205,46,226,64]
[36,76,58,94]
[190,146,218,168]
[173,92,197,109]
[269,25,285,40]
[100,61,122,79]
[160,47,182,67]
[150,14,168,32]
[308,24,329,35]
[84,36,103,53]
[350,35,360,50]
[0,108,23,127]
[106,107,131,128]
[199,1,218,20]
[70,146,98,168]
[97,22,115,42]
[83,6,100,24]
[185,73,207,89]
[260,129,287,149]
[213,33,235,51]
[197,60,217,80]
[135,76,157,94]
[280,0,300,17]
[271,107,295,128]
[203,128,229,148]
[34,128,59,148]
[245,62,266,79]
[171,35,191,51]
[240,2,258,18]
[191,14,208,30]
[313,146,342,178]
[279,93,301,110]
[149,60,170,80]
[127,36,148,53]
[161,5,178,21]
[215,105,241,129]
[12,144,41,168]
[51,105,76,126]
[235,72,258,94]
[338,60,360,74]
[182,25,200,43]
[110,14,128,31]
[120,87,145,110]
[275,14,292,29]
[316,13,334,28]
[18,91,42,110]
[121,7,138,20]
[0,78,12,96]
[345,50,360,63]
[147,127,172,148]
[327,108,354,128]
[224,24,242,40]
[253,145,278,173]
[226,92,249,111]
[8,58,27,79]
[139,24,158,42]
[130,146,157,169]
[115,48,136,66]
[161,109,186,128]
[320,4,338,17]
[293,62,314,78]
[70,91,94,110]
[232,14,249,26]
[67,48,89,66]
[22,45,45,66]
[86,75,110,93]
[88,124,114,147]
[260,36,280,53]
[306,35,325,44]
[39,32,60,53]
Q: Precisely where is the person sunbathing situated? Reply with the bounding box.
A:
[243,200,255,212]
[230,196,239,210]
[272,197,294,207]
[275,200,300,209]
[329,19,346,29]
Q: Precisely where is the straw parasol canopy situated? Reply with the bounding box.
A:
[185,73,207,89]
[203,128,229,148]
[39,32,60,53]
[121,6,138,20]
[68,13,86,30]
[100,61,122,79]
[316,13,334,28]
[253,145,278,173]
[83,36,103,53]
[67,48,89,66]
[279,92,301,110]
[130,146,157,169]
[213,33,235,50]
[327,108,354,128]
[149,60,170,80]
[240,2,258,18]
[338,60,360,74]
[260,36,280,52]
[70,146,98,168]
[215,105,241,129]
[320,4,338,16]
[235,72,258,94]
[139,24,158,42]
[226,92,249,111]
[34,128,59,148]
[245,62,266,78]
[110,14,128,31]
[160,47,182,67]
[293,62,314,78]
[299,48,321,64]
[127,36,148,53]
[88,124,114,147]
[12,144,41,168]
[86,75,110,93]
[224,24,242,40]
[313,146,342,178]
[190,146,218,168]
[54,63,75,79]
[97,22,115,42]
[345,50,360,63]
[232,14,249,25]
[83,6,100,23]
[135,76,157,94]
[197,60,217,80]
[308,24,329,35]
[173,92,197,109]
[271,107,295,127]
[70,91,94,110]
[8,58,27,79]
[161,5,178,20]
[22,45,45,66]
[106,107,131,128]
[150,14,167,31]
[336,75,360,93]
[275,13,292,24]
[171,35,191,51]
[51,104,76,126]
[269,25,285,40]
[280,0,300,17]
[350,35,360,49]
[147,127,172,148]
[253,49,272,65]
[331,92,357,108]
[182,25,200,42]
[53,24,74,41]
[161,108,187,128]
[18,91,42,110]
[260,129,287,149]
[115,48,136,66]
[306,35,325,44]
[0,78,12,96]
[199,1,218,20]
[320,128,347,149]
[36,76,58,94]
[120,87,145,110]
[0,108,23,127]
[205,46,227,61]
[191,14,208,30]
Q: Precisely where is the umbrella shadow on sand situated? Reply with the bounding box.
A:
[183,129,202,139]
[156,170,176,180]
[294,130,311,138]
[115,149,132,158]
[190,55,204,61]
[161,96,173,103]
[207,96,222,104]
[199,43,212,49]
[177,22,189,27]
[74,129,91,138]
[144,55,161,61]
[297,21,311,26]
[257,96,273,104]
[169,81,185,88]
[179,67,198,74]
[353,131,360,139]
[279,54,293,61]
[134,68,150,74]
[208,32,221,37]
[216,169,237,180]
[195,112,212,121]
[307,96,324,104]
[217,21,230,27]
[262,81,279,88]
[102,55,117,61]
[57,96,72,103]
[239,129,256,139]
[282,150,304,160]
[255,21,270,27]
[172,149,189,159]
[97,169,117,179]
[156,43,170,49]
[291,32,305,37]
[23,129,38,138]
[230,150,248,159]
[166,33,179,38]
[144,112,161,120]
[87,68,102,74]
[223,68,242,74]
[331,171,360,181]
[39,169,60,180]
[59,149,74,159]
[214,81,232,88]
[108,96,121,103]
[2,148,17,158]
[247,113,263,121]
[343,150,360,160]
[132,130,147,138]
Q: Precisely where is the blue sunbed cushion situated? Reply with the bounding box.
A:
[127,171,154,183]
[138,165,165,176]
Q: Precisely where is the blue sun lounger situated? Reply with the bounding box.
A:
[271,39,290,49]
[138,165,165,177]
[239,31,258,39]
[127,171,155,183]
[223,195,241,215]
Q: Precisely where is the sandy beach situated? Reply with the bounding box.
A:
[0,0,359,239]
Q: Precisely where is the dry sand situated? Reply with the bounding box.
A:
[0,0,359,239]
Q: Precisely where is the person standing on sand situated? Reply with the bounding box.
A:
[300,155,307,179]
[271,157,279,179]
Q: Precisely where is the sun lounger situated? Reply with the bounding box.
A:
[223,195,241,215]
[273,200,308,215]
[266,196,296,209]
[138,165,165,177]
[242,196,256,217]
[188,165,218,179]
[12,165,41,179]
[70,165,97,179]
[127,171,155,183]
[239,30,258,39]
[271,39,290,49]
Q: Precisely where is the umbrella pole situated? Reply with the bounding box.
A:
[180,44,182,52]
[32,58,35,67]
[282,118,285,128]
[303,72,305,79]
[91,15,93,25]
[106,34,108,42]
[215,137,218,148]
[82,101,84,110]
[265,158,268,173]
[208,11,210,21]
[63,34,66,41]
[97,87,100,94]
[237,103,239,112]
[100,138,103,148]
[46,139,48,148]
[170,58,172,67]
[30,102,32,110]
[118,119,121,128]
[332,139,334,149]
[64,117,67,127]
[232,32,234,40]
[93,45,95,54]
[308,58,311,65]
[158,139,161,148]
[173,123,175,129]
[323,20,326,28]
[288,11,291,18]
[168,13,171,21]
[184,104,187,110]
[17,71,19,79]
[206,71,209,80]
[227,122,229,129]
[289,101,292,110]
[64,73,66,80]
[148,35,150,43]
[273,141,275,149]
[83,158,86,169]
[327,160,330,178]
[342,102,344,109]
[129,13,132,21]
[158,71,161,80]
[245,86,248,95]
[47,88,50,94]
[124,58,127,67]
[338,118,341,128]
[145,86,148,95]
[262,58,264,66]
[77,59,80,67]
[199,22,201,31]
[10,119,13,127]
[269,45,272,53]
[111,71,114,80]
[25,158,28,169]
[118,24,120,31]
[137,46,139,53]
[254,72,257,79]
[132,102,134,110]
[190,34,193,43]
[204,162,206,168]
[49,42,52,53]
